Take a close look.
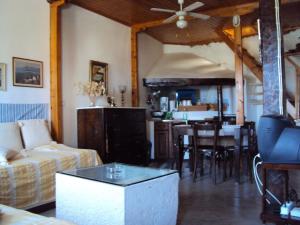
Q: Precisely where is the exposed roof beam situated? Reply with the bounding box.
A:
[201,0,300,17]
[132,0,300,31]
[216,29,263,82]
[286,56,300,71]
[132,19,165,31]
[202,2,258,17]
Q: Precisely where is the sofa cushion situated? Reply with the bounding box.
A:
[0,122,23,152]
[18,119,52,149]
[0,147,20,165]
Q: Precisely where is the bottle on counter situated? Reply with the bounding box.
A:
[169,100,176,112]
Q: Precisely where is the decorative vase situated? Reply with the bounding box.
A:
[88,96,97,107]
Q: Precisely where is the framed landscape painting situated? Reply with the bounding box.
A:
[89,60,108,90]
[13,57,43,88]
[0,63,6,91]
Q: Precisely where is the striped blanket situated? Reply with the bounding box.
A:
[0,143,101,209]
[0,203,75,225]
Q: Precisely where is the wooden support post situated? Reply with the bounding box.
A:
[131,28,139,107]
[234,25,245,125]
[48,0,65,142]
[220,86,224,121]
[260,0,286,115]
[217,85,224,123]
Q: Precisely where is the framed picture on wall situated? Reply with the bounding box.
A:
[13,57,43,88]
[0,63,6,91]
[89,60,108,90]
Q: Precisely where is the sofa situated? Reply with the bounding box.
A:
[0,203,75,225]
[0,119,101,209]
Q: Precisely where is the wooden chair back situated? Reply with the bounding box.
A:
[193,123,219,152]
[172,124,193,149]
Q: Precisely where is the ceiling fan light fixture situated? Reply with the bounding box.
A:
[151,1,208,29]
[176,17,187,29]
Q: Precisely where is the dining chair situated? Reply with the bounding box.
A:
[193,123,225,184]
[242,121,257,183]
[224,121,257,182]
[172,123,194,178]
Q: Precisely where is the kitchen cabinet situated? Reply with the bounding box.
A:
[77,107,148,165]
[154,121,173,160]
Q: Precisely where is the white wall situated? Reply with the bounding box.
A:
[62,5,131,147]
[0,0,50,104]
[138,33,163,107]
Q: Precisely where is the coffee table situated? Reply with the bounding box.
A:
[56,163,179,225]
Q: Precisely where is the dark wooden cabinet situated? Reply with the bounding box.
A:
[154,121,173,160]
[77,107,147,165]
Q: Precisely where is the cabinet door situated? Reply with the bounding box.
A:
[106,109,147,165]
[77,109,106,161]
[155,130,170,160]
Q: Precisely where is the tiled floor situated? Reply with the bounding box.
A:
[177,168,264,225]
[40,164,267,225]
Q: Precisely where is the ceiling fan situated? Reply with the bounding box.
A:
[151,0,210,29]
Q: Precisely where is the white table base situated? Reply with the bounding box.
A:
[56,173,179,225]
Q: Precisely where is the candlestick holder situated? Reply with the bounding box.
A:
[119,85,127,107]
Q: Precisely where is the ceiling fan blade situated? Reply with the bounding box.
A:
[163,15,178,24]
[188,12,210,20]
[183,1,204,12]
[150,8,176,13]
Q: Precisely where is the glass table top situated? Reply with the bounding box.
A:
[59,163,177,187]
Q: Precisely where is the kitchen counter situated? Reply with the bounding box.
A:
[149,119,186,123]
[76,106,146,110]
[148,111,219,122]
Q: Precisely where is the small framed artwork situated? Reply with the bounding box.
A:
[13,57,43,88]
[0,63,6,91]
[90,60,108,89]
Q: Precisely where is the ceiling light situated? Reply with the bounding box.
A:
[176,18,187,29]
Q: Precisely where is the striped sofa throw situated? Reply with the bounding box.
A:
[0,103,49,123]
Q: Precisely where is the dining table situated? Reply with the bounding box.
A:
[175,124,246,183]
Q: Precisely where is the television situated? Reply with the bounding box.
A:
[257,115,295,163]
[270,127,300,163]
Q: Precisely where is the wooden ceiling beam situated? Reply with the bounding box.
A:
[132,19,167,31]
[202,2,258,17]
[216,29,263,82]
[131,0,300,29]
[286,56,300,70]
[223,25,258,39]
[200,0,300,17]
